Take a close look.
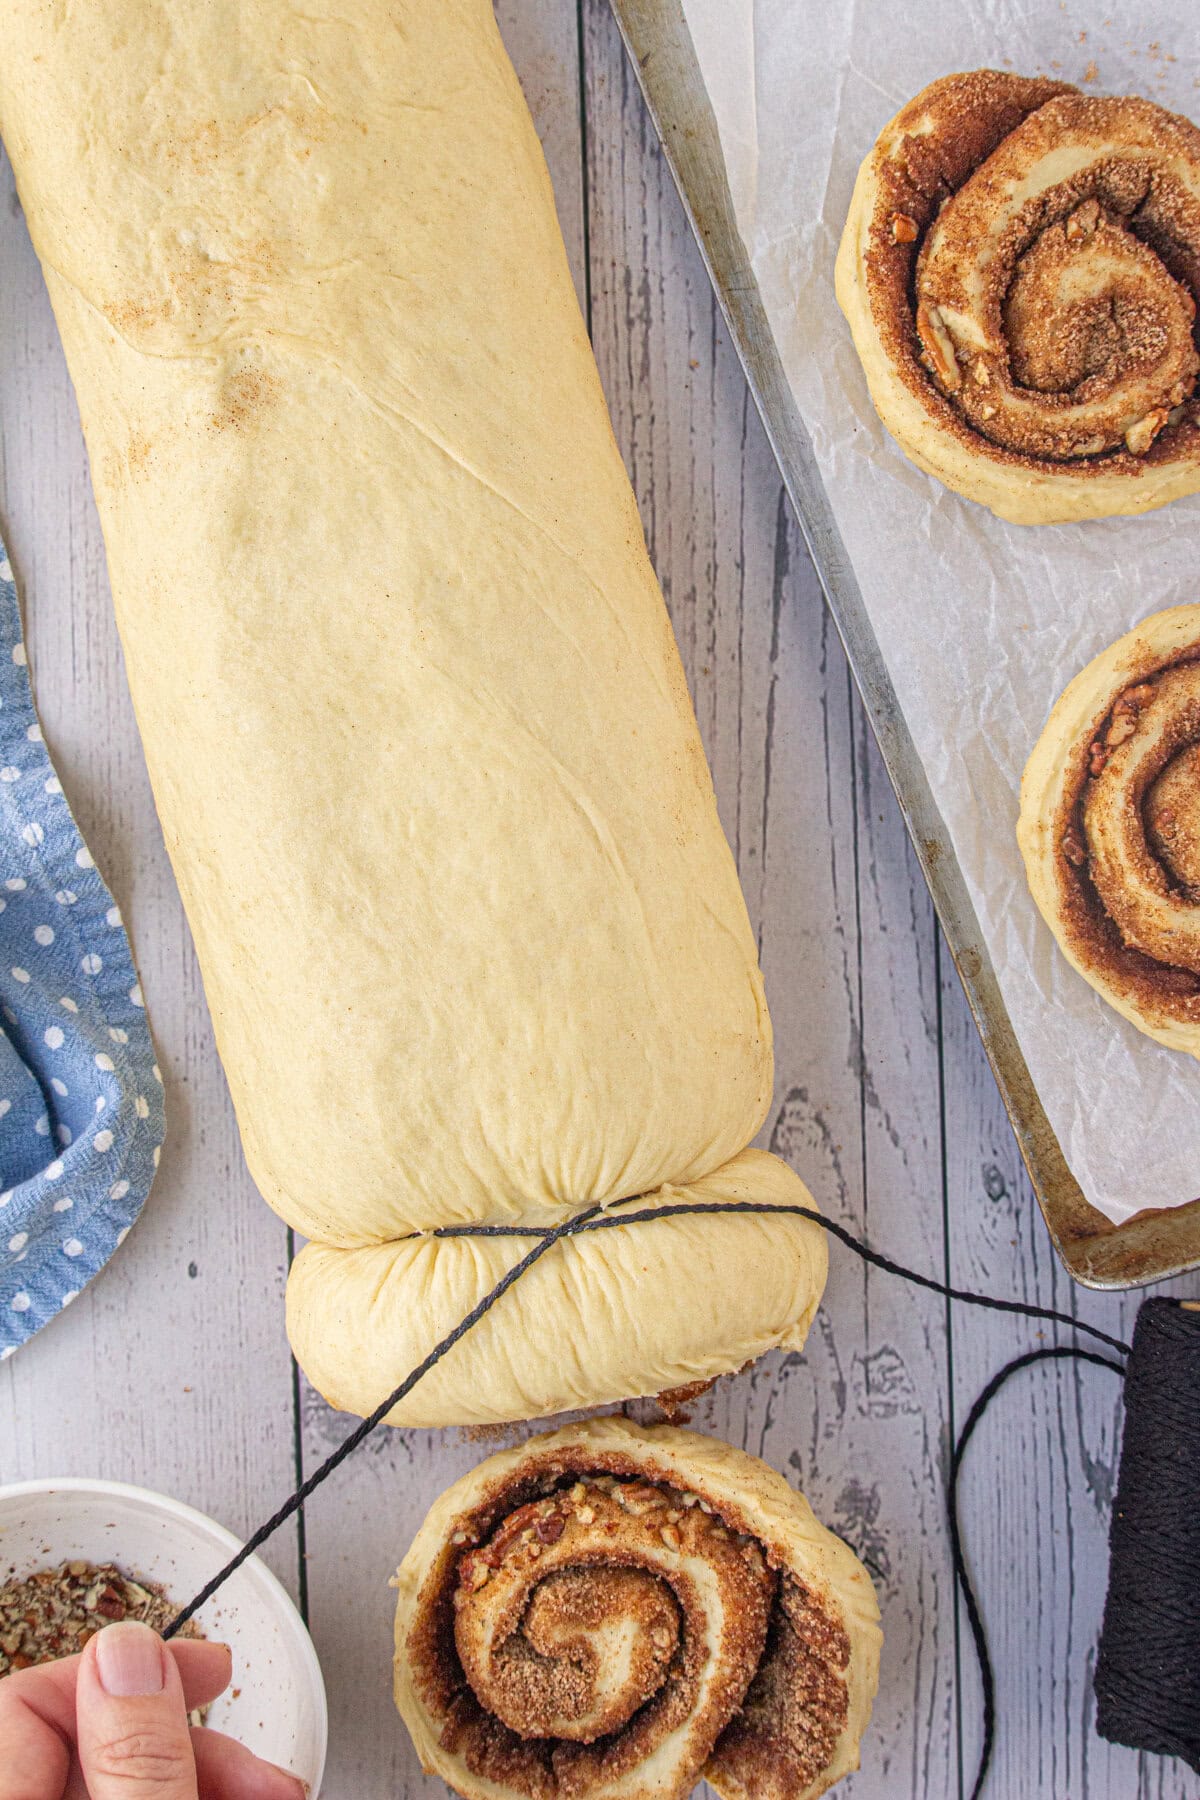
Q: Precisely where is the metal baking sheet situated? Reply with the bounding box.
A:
[607,0,1200,1288]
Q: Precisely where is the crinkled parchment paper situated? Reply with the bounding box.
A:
[680,0,1200,1223]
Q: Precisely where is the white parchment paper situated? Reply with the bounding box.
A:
[679,0,1200,1223]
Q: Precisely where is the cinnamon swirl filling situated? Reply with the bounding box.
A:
[1019,608,1200,1047]
[837,71,1200,521]
[915,96,1200,464]
[394,1422,879,1800]
[448,1478,776,1795]
[1056,655,1200,1017]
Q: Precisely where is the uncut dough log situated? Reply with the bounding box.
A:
[288,1151,827,1429]
[0,0,826,1423]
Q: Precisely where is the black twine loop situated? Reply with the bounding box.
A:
[948,1345,1128,1800]
[163,1196,1130,1639]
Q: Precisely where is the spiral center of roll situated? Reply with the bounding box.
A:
[913,97,1200,462]
[1005,214,1179,396]
[470,1563,681,1741]
[1145,745,1200,892]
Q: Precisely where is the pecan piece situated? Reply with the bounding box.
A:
[1125,408,1170,456]
[1065,198,1101,242]
[916,301,962,392]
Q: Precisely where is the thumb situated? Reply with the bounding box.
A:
[75,1621,198,1799]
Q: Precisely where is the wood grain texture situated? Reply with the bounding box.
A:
[943,957,1200,1800]
[0,2,1197,1797]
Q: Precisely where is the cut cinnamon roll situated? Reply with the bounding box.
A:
[836,72,1200,523]
[393,1418,880,1800]
[1019,606,1200,1051]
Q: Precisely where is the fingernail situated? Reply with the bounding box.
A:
[95,1621,166,1696]
[261,1766,308,1798]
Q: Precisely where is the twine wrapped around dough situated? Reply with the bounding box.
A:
[163,1192,1130,1641]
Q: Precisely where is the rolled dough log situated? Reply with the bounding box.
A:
[0,0,826,1424]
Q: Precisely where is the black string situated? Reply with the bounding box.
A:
[162,1203,597,1637]
[948,1345,1127,1800]
[574,1200,1132,1356]
[163,1196,1130,1638]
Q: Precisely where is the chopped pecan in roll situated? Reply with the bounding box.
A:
[1020,605,1200,1050]
[393,1419,880,1800]
[836,71,1200,524]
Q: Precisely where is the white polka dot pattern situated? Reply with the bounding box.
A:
[0,537,165,1355]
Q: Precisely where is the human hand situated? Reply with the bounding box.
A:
[0,1620,306,1798]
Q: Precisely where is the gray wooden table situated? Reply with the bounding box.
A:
[1,6,1196,1798]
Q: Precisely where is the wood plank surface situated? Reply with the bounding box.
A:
[0,3,1197,1797]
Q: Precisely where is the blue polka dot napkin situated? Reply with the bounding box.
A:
[0,532,164,1359]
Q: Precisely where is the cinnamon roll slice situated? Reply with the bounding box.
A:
[836,72,1200,524]
[393,1418,880,1800]
[1019,606,1200,1051]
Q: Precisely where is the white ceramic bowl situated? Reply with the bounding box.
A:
[0,1478,326,1794]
